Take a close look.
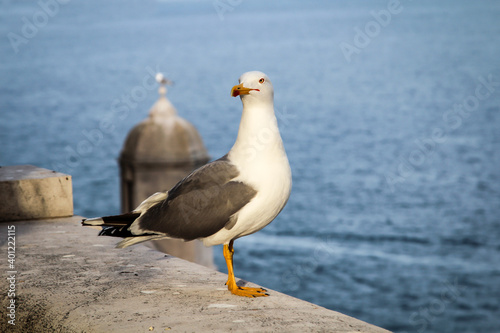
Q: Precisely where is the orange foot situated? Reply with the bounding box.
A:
[223,241,269,298]
[227,282,269,298]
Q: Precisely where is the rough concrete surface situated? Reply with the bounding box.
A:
[0,217,391,333]
[0,165,73,221]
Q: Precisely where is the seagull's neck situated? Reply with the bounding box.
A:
[229,100,285,165]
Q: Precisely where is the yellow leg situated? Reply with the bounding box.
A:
[223,240,269,298]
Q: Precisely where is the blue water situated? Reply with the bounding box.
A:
[1,1,500,332]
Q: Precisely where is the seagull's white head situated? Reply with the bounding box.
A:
[231,71,274,106]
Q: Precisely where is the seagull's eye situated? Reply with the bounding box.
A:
[259,78,265,84]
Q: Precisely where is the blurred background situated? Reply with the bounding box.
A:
[1,0,499,332]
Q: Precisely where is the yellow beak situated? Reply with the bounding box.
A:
[231,83,260,97]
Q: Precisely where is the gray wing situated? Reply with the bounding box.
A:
[134,155,257,240]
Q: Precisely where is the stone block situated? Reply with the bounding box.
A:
[0,165,73,221]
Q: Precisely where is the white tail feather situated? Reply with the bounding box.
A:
[133,191,168,213]
[82,217,104,226]
[116,235,167,248]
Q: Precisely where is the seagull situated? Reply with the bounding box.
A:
[82,71,292,297]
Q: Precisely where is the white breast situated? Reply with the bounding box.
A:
[202,109,292,246]
[234,152,292,238]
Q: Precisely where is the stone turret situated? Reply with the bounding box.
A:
[119,74,213,268]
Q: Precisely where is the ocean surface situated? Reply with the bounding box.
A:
[1,1,499,332]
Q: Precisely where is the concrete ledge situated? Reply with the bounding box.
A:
[0,217,391,332]
[0,165,73,221]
